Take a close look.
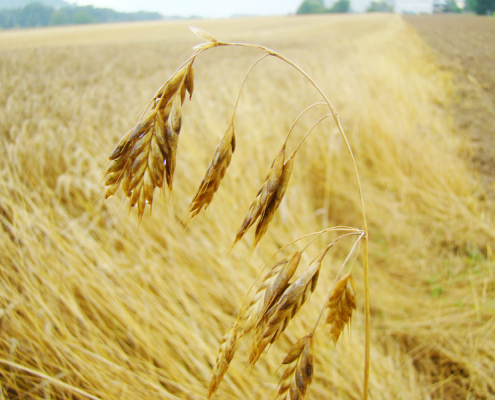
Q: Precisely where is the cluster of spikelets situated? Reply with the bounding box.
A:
[208,242,359,399]
[103,60,195,222]
[103,27,366,400]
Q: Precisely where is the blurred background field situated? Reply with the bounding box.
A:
[0,14,494,399]
[405,14,495,183]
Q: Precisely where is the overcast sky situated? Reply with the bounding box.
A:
[73,0,304,18]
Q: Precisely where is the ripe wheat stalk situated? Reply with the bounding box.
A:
[102,27,370,400]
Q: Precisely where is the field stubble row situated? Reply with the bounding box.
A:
[405,14,495,186]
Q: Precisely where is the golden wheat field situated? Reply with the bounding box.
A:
[1,13,494,400]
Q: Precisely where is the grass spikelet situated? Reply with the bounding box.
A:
[185,124,235,219]
[185,64,194,100]
[232,146,286,249]
[108,129,133,161]
[148,127,166,189]
[249,260,319,366]
[164,93,182,191]
[251,156,294,252]
[325,272,357,346]
[190,26,218,43]
[276,335,314,400]
[155,67,186,108]
[208,323,238,399]
[240,252,301,335]
[104,63,193,217]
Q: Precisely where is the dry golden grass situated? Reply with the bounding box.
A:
[0,14,494,400]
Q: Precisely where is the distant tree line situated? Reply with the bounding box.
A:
[366,1,393,12]
[0,2,163,29]
[439,0,494,14]
[296,0,350,14]
[465,0,495,14]
[297,0,494,14]
[0,0,70,8]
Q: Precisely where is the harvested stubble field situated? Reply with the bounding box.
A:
[404,14,495,185]
[0,13,494,400]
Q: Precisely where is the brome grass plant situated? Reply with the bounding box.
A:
[1,14,494,400]
[103,27,371,400]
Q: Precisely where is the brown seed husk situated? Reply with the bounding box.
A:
[249,260,319,366]
[251,156,294,252]
[259,146,285,209]
[108,129,133,161]
[104,111,164,217]
[148,134,165,189]
[240,252,301,335]
[159,96,174,121]
[164,138,177,192]
[128,129,153,160]
[185,65,194,100]
[104,59,196,219]
[169,93,182,135]
[106,148,131,174]
[232,146,286,248]
[121,168,131,196]
[103,59,194,219]
[185,124,235,219]
[104,181,120,199]
[128,113,155,142]
[208,324,238,399]
[130,181,142,208]
[276,335,314,400]
[163,93,182,191]
[155,67,186,107]
[325,273,357,345]
[263,252,301,313]
[103,171,121,186]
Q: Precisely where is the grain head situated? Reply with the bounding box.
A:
[276,335,314,400]
[249,260,320,366]
[185,124,236,219]
[325,273,357,346]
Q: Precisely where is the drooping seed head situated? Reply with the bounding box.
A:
[104,60,194,219]
[249,260,319,366]
[208,323,238,399]
[251,156,294,252]
[325,273,357,345]
[185,124,235,219]
[276,335,314,400]
[185,65,194,100]
[232,146,287,249]
[155,67,187,108]
[241,252,301,335]
[259,146,285,209]
[163,93,183,191]
[108,129,133,161]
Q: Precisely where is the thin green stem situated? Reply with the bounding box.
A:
[148,50,204,117]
